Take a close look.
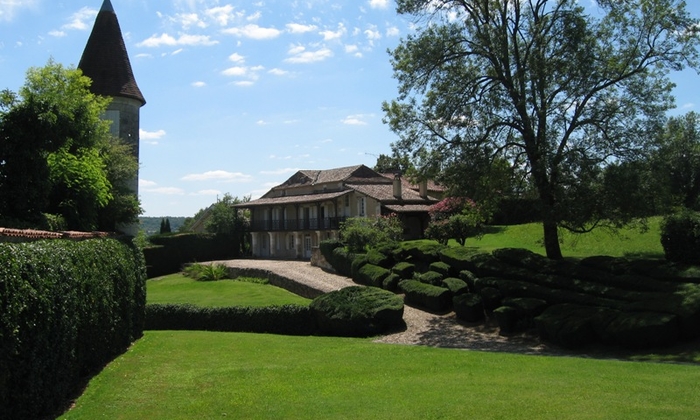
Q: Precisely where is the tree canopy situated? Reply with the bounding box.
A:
[0,60,140,231]
[384,0,700,258]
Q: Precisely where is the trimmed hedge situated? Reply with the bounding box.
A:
[144,233,237,277]
[145,304,316,335]
[392,261,416,278]
[330,247,358,277]
[419,270,444,286]
[399,280,452,312]
[453,293,485,322]
[0,238,146,420]
[661,210,700,265]
[310,286,404,337]
[355,264,391,287]
[383,273,402,291]
[429,261,452,277]
[442,277,470,296]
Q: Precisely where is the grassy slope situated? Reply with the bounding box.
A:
[146,274,311,307]
[62,331,700,420]
[468,217,664,258]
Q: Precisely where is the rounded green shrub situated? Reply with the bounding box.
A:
[356,264,391,287]
[661,209,700,264]
[399,280,452,312]
[392,261,416,278]
[310,286,404,337]
[442,277,469,296]
[453,293,485,322]
[493,306,520,334]
[419,270,444,286]
[429,261,452,277]
[382,273,402,291]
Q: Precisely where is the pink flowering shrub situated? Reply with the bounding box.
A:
[426,197,484,246]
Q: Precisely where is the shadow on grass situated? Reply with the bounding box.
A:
[482,225,508,235]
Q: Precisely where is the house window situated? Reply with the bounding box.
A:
[358,196,366,217]
[345,195,350,207]
[288,234,295,250]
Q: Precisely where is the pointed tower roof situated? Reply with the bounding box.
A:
[78,0,145,105]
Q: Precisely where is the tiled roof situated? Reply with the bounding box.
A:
[379,173,447,193]
[235,190,351,207]
[383,204,435,213]
[347,183,438,204]
[78,0,145,105]
[274,165,383,190]
[0,227,112,241]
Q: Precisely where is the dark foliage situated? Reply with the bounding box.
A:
[0,238,145,419]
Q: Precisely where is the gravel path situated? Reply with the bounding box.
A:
[214,259,567,355]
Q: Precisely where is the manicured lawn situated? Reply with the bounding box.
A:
[467,217,665,258]
[61,331,700,419]
[146,274,311,307]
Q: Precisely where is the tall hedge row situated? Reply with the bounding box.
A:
[144,233,237,278]
[0,238,146,420]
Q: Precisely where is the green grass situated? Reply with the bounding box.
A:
[61,331,700,420]
[146,274,311,307]
[466,217,664,258]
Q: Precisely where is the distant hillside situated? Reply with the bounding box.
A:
[139,217,188,236]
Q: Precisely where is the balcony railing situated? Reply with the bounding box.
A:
[249,217,347,232]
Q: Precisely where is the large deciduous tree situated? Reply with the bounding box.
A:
[383,0,700,258]
[0,60,140,231]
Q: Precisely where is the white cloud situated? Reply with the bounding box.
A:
[135,53,153,59]
[182,170,253,182]
[369,0,390,9]
[223,24,282,40]
[320,23,346,41]
[342,115,370,125]
[137,33,218,47]
[142,186,186,195]
[386,26,400,37]
[365,26,382,42]
[0,0,38,22]
[268,68,288,76]
[192,81,206,87]
[345,45,362,57]
[139,179,158,188]
[257,120,269,125]
[62,7,98,31]
[221,66,248,77]
[284,45,333,64]
[205,5,236,26]
[234,80,255,87]
[174,13,206,29]
[49,30,67,38]
[286,23,317,34]
[228,52,245,63]
[140,129,167,145]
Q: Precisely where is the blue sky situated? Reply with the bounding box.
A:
[1,1,699,217]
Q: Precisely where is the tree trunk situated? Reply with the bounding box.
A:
[542,216,562,260]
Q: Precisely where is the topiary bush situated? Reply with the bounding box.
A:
[429,261,452,277]
[330,247,357,277]
[383,273,402,291]
[442,277,470,296]
[392,261,416,278]
[355,264,391,287]
[453,293,485,322]
[418,270,444,286]
[660,209,700,264]
[0,238,145,420]
[399,280,452,312]
[310,286,404,337]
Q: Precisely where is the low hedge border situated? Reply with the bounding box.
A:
[145,304,316,335]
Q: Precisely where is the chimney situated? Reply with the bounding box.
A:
[419,179,428,199]
[393,173,402,199]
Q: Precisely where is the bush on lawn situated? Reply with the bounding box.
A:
[419,270,444,286]
[383,273,402,291]
[310,286,404,337]
[442,277,470,296]
[429,261,452,277]
[453,293,485,322]
[392,261,416,278]
[144,233,236,277]
[329,247,357,277]
[392,240,445,264]
[355,264,391,287]
[493,306,520,334]
[0,238,145,420]
[320,239,344,263]
[661,209,700,265]
[399,280,452,312]
[146,304,315,335]
[534,304,618,349]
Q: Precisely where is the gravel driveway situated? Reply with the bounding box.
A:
[214,258,564,355]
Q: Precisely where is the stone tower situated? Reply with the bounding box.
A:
[78,0,145,235]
